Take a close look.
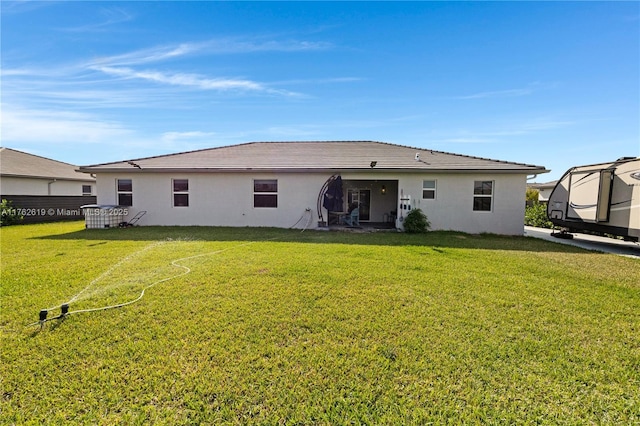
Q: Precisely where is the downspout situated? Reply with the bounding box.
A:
[47,179,57,195]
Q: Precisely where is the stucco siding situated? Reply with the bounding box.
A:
[95,171,527,234]
[97,172,328,227]
[394,173,526,235]
[1,176,95,196]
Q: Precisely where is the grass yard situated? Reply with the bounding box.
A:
[1,222,639,424]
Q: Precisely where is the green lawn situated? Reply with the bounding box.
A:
[1,222,639,424]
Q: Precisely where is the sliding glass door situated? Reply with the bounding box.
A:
[347,189,371,222]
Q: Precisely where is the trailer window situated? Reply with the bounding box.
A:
[596,170,613,222]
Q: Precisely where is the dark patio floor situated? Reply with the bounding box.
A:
[328,222,397,232]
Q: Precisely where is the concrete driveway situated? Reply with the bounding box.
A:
[524,226,640,259]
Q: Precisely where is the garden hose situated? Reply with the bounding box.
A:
[30,208,312,329]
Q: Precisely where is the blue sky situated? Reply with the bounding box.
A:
[2,1,638,181]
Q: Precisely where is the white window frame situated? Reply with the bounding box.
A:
[422,180,436,200]
[172,179,189,207]
[473,180,493,212]
[116,179,133,206]
[253,179,278,208]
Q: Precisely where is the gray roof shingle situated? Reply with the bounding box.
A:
[79,141,547,174]
[1,147,95,181]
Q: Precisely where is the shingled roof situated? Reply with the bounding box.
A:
[78,141,547,174]
[0,147,95,182]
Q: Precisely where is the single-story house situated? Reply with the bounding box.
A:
[529,180,558,203]
[0,147,96,223]
[78,141,548,235]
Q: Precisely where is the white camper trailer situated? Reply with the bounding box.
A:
[547,157,640,241]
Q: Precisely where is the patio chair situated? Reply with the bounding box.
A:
[343,207,360,227]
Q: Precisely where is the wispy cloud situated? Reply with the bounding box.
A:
[0,68,40,77]
[93,66,260,90]
[3,36,319,112]
[0,1,55,15]
[1,104,203,163]
[208,38,332,53]
[2,105,133,144]
[455,88,534,100]
[2,71,186,108]
[88,43,200,67]
[91,66,300,96]
[77,37,332,96]
[1,31,339,154]
[59,7,134,32]
[273,77,363,86]
[454,82,558,100]
[87,38,331,67]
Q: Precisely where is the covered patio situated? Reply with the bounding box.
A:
[319,175,398,230]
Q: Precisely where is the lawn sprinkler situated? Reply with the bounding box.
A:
[39,309,48,329]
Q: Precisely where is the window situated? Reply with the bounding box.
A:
[173,179,189,207]
[82,185,92,196]
[473,180,493,211]
[422,180,436,199]
[117,179,133,206]
[254,179,278,208]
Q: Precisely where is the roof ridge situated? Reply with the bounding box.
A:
[79,141,383,167]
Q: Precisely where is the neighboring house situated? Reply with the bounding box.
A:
[78,141,548,235]
[0,147,96,223]
[529,180,558,203]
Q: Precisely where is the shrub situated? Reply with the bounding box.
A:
[0,199,23,226]
[526,187,540,203]
[524,202,553,228]
[403,208,430,233]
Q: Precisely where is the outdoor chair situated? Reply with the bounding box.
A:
[343,208,360,227]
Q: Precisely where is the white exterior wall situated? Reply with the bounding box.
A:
[95,171,527,234]
[393,172,527,235]
[538,187,553,202]
[96,172,329,228]
[0,176,95,196]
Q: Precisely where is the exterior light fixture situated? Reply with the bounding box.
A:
[381,185,387,195]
